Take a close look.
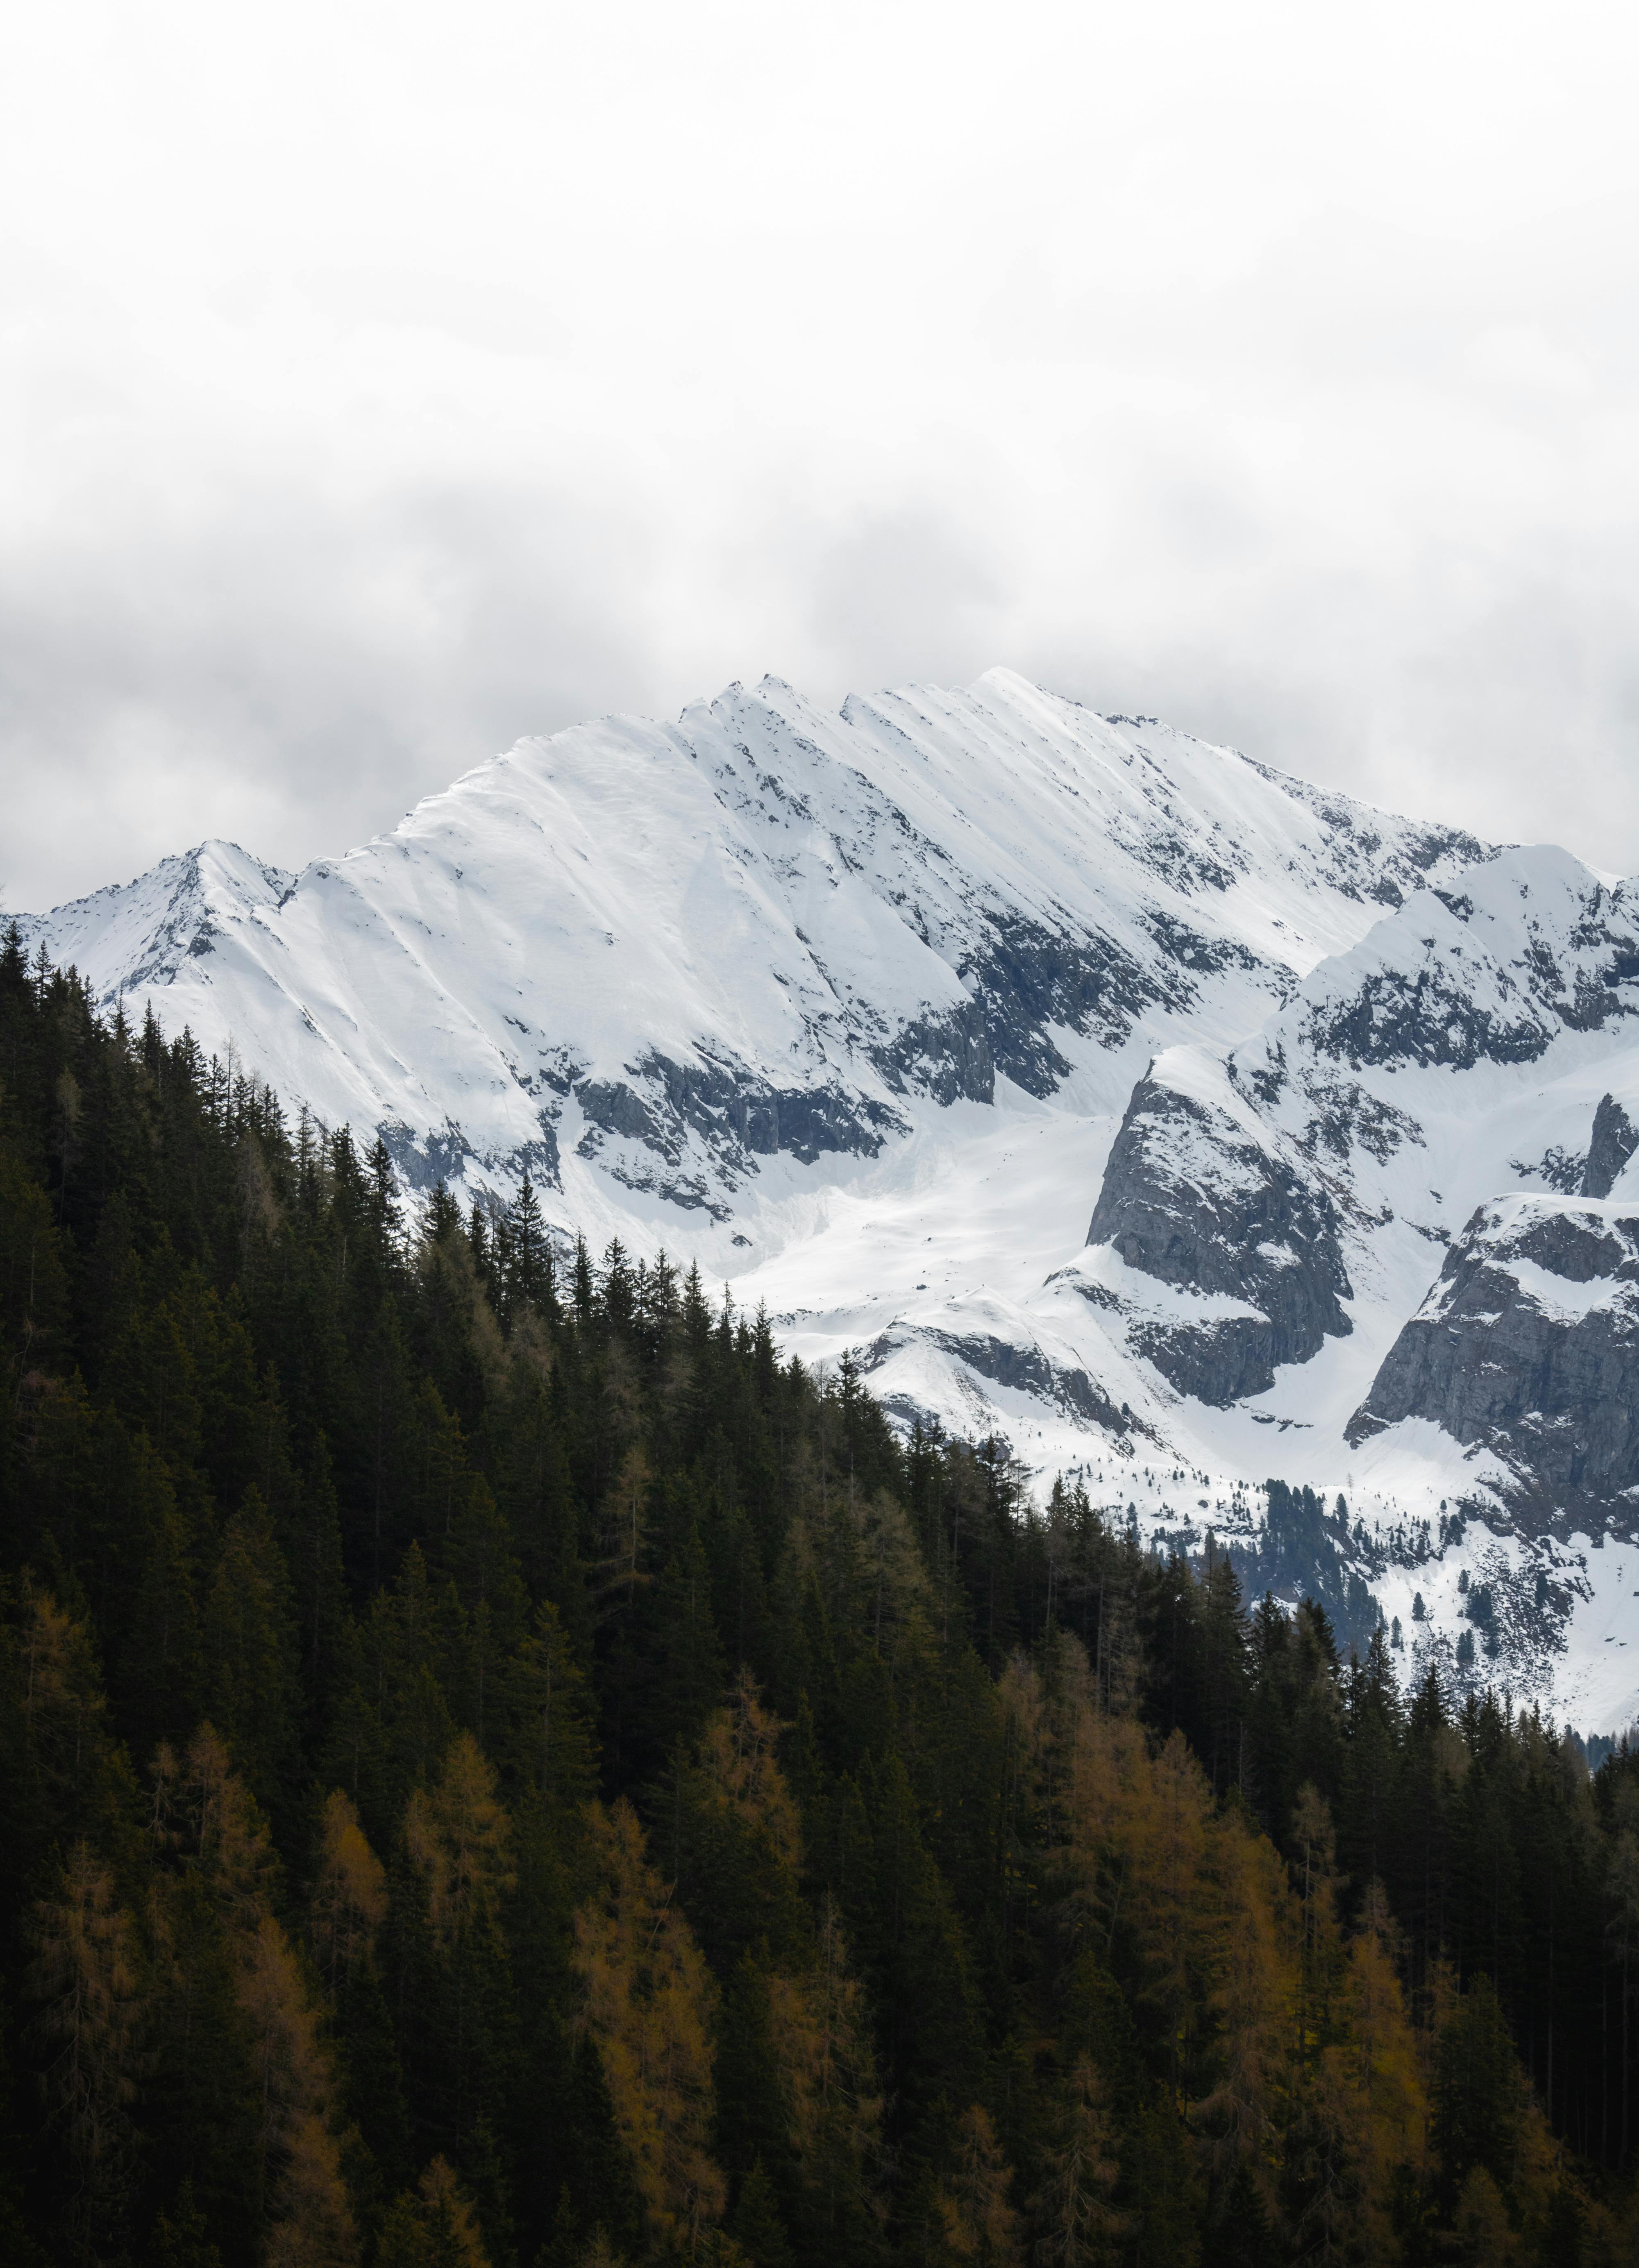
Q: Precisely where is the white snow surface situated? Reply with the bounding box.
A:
[15,667,1639,1726]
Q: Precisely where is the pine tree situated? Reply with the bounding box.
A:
[1195,1809,1291,2205]
[404,1735,513,1957]
[1203,2162,1275,2268]
[367,1136,404,1259]
[497,1599,599,1814]
[864,1750,983,2130]
[290,1438,350,1715]
[1027,2057,1128,2266]
[1431,1974,1526,2206]
[377,2156,491,2268]
[201,1487,304,1820]
[728,2159,792,2268]
[508,1172,549,1318]
[145,2181,225,2268]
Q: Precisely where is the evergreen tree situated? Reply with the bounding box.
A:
[0,949,1625,2265]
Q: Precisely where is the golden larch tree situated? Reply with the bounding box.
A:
[309,1788,388,1993]
[926,2103,1023,2266]
[572,1798,726,2252]
[28,1844,142,2261]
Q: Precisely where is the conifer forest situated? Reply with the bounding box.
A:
[10,930,1639,2268]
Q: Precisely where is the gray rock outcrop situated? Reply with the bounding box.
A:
[1582,1094,1639,1198]
[1086,1075,1353,1404]
[1346,1196,1639,1525]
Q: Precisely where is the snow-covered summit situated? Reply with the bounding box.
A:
[8,841,294,1014]
[16,667,1639,1721]
[10,669,1486,1193]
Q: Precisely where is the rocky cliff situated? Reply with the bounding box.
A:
[1085,1073,1353,1402]
[1583,1095,1639,1198]
[1347,1194,1639,1531]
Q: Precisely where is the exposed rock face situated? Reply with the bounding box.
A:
[1582,1095,1639,1198]
[859,1324,1144,1434]
[1086,1075,1353,1403]
[1237,755,1490,903]
[572,1052,903,1212]
[872,996,995,1107]
[1285,852,1639,1075]
[958,916,1168,1094]
[1058,855,1639,1497]
[1346,1195,1639,1525]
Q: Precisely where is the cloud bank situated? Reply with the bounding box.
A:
[5,0,1639,907]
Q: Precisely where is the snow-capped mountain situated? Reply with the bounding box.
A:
[16,667,1639,1726]
[10,840,295,1002]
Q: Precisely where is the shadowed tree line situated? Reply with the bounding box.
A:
[3,925,1639,2267]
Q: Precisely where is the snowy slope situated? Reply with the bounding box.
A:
[13,670,1483,1193]
[16,666,1639,1723]
[9,842,295,1008]
[1063,846,1639,1726]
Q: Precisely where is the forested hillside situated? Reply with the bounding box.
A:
[2,925,1637,2268]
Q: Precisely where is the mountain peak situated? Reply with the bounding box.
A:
[7,838,295,1009]
[18,671,1639,1717]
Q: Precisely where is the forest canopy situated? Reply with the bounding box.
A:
[2,929,1637,2268]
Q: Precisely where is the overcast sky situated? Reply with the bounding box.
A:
[6,0,1639,908]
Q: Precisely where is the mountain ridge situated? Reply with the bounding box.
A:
[15,667,1639,1722]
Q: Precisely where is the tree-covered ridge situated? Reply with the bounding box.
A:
[0,925,1635,2268]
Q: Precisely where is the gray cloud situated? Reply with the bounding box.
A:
[0,476,668,904]
[5,0,1639,908]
